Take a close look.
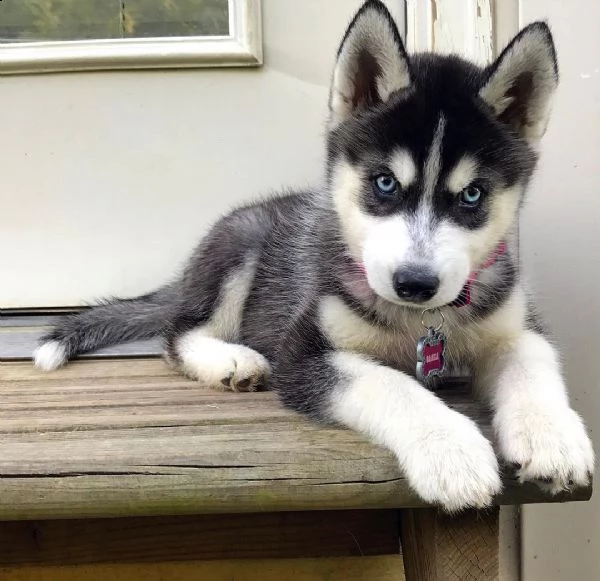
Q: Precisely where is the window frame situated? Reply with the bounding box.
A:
[0,0,262,75]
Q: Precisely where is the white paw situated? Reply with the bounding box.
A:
[496,403,594,493]
[33,340,67,371]
[403,411,502,512]
[176,332,270,392]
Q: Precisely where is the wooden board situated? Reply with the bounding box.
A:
[0,556,404,581]
[401,508,499,581]
[0,510,399,566]
[0,359,591,520]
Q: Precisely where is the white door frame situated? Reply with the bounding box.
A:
[406,0,520,61]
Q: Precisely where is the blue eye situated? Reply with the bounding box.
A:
[374,174,398,198]
[459,184,484,207]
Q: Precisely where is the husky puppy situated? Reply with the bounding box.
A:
[35,0,593,512]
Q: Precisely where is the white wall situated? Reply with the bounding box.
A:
[519,0,600,578]
[0,0,404,308]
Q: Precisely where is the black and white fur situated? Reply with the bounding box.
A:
[35,1,593,512]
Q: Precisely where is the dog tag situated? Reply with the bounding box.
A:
[416,326,447,386]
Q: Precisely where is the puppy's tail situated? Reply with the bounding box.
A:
[33,285,177,371]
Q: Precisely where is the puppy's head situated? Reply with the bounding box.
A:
[327,0,558,307]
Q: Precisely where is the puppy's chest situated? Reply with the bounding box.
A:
[318,295,476,372]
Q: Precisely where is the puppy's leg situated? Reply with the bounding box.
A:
[276,349,501,512]
[172,329,270,392]
[476,330,594,492]
[166,253,270,392]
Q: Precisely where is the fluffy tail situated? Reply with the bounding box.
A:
[33,285,177,371]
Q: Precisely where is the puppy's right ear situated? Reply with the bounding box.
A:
[329,0,411,127]
[479,22,559,142]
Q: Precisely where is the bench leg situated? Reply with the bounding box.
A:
[400,507,500,581]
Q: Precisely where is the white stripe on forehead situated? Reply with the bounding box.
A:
[390,148,417,189]
[406,115,446,257]
[423,115,446,200]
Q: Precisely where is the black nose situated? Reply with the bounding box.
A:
[393,266,439,303]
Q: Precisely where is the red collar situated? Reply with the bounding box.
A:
[451,241,507,308]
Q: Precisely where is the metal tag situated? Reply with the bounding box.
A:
[416,327,447,385]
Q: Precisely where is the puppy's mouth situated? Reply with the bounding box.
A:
[344,260,473,310]
[352,241,507,310]
[339,260,448,309]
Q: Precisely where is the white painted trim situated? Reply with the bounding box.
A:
[405,0,433,53]
[493,0,521,55]
[405,0,494,63]
[0,0,262,75]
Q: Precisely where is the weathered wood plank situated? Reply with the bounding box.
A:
[0,556,405,581]
[400,508,499,581]
[0,359,592,520]
[0,510,399,566]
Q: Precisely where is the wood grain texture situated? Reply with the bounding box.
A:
[400,508,499,581]
[0,359,591,520]
[0,510,399,566]
[0,556,405,581]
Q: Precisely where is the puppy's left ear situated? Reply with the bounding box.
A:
[480,22,558,142]
[329,0,411,127]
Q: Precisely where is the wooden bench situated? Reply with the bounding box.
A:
[0,357,592,580]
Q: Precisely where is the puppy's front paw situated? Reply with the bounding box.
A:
[403,411,502,513]
[496,403,594,493]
